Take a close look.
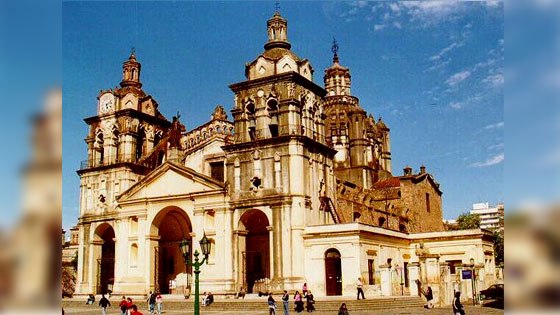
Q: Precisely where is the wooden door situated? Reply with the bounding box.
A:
[325,249,342,295]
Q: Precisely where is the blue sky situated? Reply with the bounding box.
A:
[62,1,504,230]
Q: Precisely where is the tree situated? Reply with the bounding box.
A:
[62,268,76,298]
[493,231,504,267]
[454,212,480,230]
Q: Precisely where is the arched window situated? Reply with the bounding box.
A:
[267,99,279,137]
[378,217,386,227]
[96,132,104,165]
[130,243,138,268]
[246,102,256,140]
[136,129,145,161]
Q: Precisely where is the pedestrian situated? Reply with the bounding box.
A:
[305,290,315,312]
[356,277,365,300]
[147,291,156,314]
[282,290,290,315]
[302,283,308,296]
[294,291,304,313]
[130,305,144,315]
[99,294,111,315]
[155,292,163,315]
[235,286,246,299]
[119,296,128,315]
[424,286,434,309]
[338,303,350,315]
[126,297,133,315]
[207,292,214,306]
[268,293,277,315]
[453,291,465,315]
[86,293,95,305]
[202,292,208,306]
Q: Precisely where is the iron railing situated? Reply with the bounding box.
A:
[235,124,326,144]
[79,154,145,170]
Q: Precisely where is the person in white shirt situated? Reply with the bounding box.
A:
[356,277,365,300]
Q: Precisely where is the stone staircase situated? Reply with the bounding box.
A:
[62,296,425,312]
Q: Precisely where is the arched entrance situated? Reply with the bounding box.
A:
[94,223,115,295]
[325,248,342,296]
[151,207,192,294]
[239,209,270,293]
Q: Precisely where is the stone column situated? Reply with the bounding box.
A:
[407,262,420,296]
[379,266,392,296]
[271,206,283,281]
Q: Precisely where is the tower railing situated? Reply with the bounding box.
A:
[79,153,148,170]
[235,124,326,144]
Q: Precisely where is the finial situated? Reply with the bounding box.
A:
[332,37,339,63]
[130,47,136,56]
[275,1,280,14]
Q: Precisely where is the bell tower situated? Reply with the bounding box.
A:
[323,40,391,186]
[224,9,337,293]
[120,49,142,89]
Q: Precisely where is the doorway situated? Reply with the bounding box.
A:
[152,207,192,294]
[94,224,115,295]
[239,210,270,293]
[325,248,342,296]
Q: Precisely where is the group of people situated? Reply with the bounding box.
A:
[421,286,466,315]
[116,292,163,315]
[266,283,316,315]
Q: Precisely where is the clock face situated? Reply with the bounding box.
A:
[100,94,114,114]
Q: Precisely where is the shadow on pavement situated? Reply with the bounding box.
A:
[481,299,504,309]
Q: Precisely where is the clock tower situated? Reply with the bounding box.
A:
[75,51,170,294]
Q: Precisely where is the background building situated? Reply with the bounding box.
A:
[471,202,504,232]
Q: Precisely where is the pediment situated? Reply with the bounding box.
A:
[117,161,224,202]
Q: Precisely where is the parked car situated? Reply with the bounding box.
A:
[480,283,504,300]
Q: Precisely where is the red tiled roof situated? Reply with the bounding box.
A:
[372,177,401,189]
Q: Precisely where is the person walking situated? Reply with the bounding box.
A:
[99,294,111,315]
[268,293,277,315]
[294,291,304,313]
[305,290,315,312]
[452,291,465,315]
[147,291,157,314]
[155,293,163,315]
[356,277,365,300]
[119,296,128,315]
[425,286,434,309]
[338,303,350,315]
[126,297,133,315]
[282,290,290,315]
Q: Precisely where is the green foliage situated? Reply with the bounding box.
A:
[493,231,504,267]
[455,212,481,230]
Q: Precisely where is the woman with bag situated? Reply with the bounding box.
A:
[305,290,315,312]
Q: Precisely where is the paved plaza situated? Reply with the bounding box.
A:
[64,305,503,315]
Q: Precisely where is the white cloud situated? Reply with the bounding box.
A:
[429,42,463,61]
[445,70,471,86]
[483,121,504,129]
[483,73,504,87]
[449,101,463,109]
[374,24,386,31]
[393,21,402,29]
[488,143,504,150]
[470,153,504,167]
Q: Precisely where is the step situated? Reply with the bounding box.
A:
[63,296,424,311]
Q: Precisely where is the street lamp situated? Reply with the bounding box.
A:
[179,233,212,315]
[469,258,477,306]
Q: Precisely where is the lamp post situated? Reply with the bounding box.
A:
[179,233,211,315]
[470,258,476,306]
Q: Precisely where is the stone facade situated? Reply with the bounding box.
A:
[73,11,496,304]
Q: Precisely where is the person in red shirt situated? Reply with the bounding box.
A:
[130,304,144,315]
[126,298,133,314]
[119,296,128,315]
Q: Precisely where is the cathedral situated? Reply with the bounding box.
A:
[74,11,497,305]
